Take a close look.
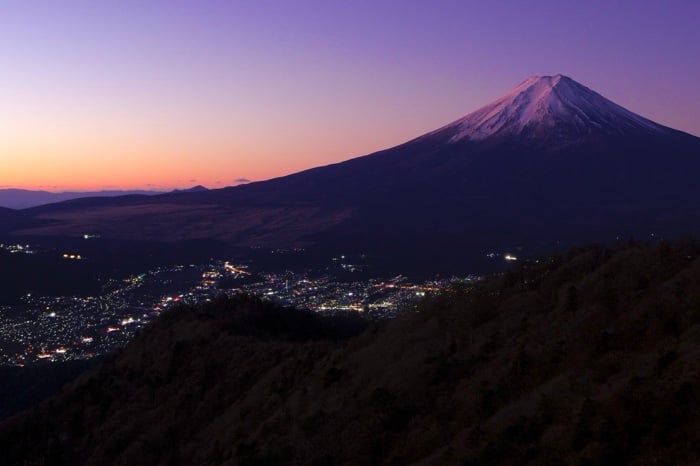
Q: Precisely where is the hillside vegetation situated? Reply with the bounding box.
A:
[3,240,700,465]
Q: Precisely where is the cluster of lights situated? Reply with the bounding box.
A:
[0,243,35,254]
[486,252,518,261]
[224,261,251,275]
[2,257,476,366]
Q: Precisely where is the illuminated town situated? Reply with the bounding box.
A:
[0,244,479,366]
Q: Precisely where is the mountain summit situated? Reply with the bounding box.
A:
[434,74,671,144]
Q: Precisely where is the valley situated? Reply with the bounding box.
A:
[0,238,479,367]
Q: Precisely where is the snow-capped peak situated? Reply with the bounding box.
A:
[441,74,668,143]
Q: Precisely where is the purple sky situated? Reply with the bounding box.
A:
[2,1,699,190]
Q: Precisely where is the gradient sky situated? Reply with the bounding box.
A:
[2,0,699,191]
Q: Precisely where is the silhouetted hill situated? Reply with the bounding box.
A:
[0,188,162,209]
[170,185,208,193]
[0,207,27,234]
[0,207,17,217]
[3,240,700,464]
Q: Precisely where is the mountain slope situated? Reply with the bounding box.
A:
[0,206,19,221]
[14,75,700,272]
[0,189,164,210]
[0,207,29,234]
[3,240,700,464]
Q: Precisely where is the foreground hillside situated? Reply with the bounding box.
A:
[3,240,700,465]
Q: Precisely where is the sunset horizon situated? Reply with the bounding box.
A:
[5,71,700,193]
[3,2,700,191]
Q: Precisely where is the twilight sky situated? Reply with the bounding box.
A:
[2,0,699,191]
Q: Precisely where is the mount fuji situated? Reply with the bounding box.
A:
[431,74,670,143]
[13,75,700,272]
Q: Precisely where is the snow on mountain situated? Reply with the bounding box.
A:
[436,74,670,143]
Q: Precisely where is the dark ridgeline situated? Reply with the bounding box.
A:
[3,240,700,464]
[12,75,700,273]
[0,188,167,210]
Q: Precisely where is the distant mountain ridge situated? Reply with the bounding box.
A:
[9,75,700,272]
[170,185,209,194]
[0,186,209,209]
[0,188,162,210]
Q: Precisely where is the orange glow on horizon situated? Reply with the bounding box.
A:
[3,135,405,192]
[3,108,418,192]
